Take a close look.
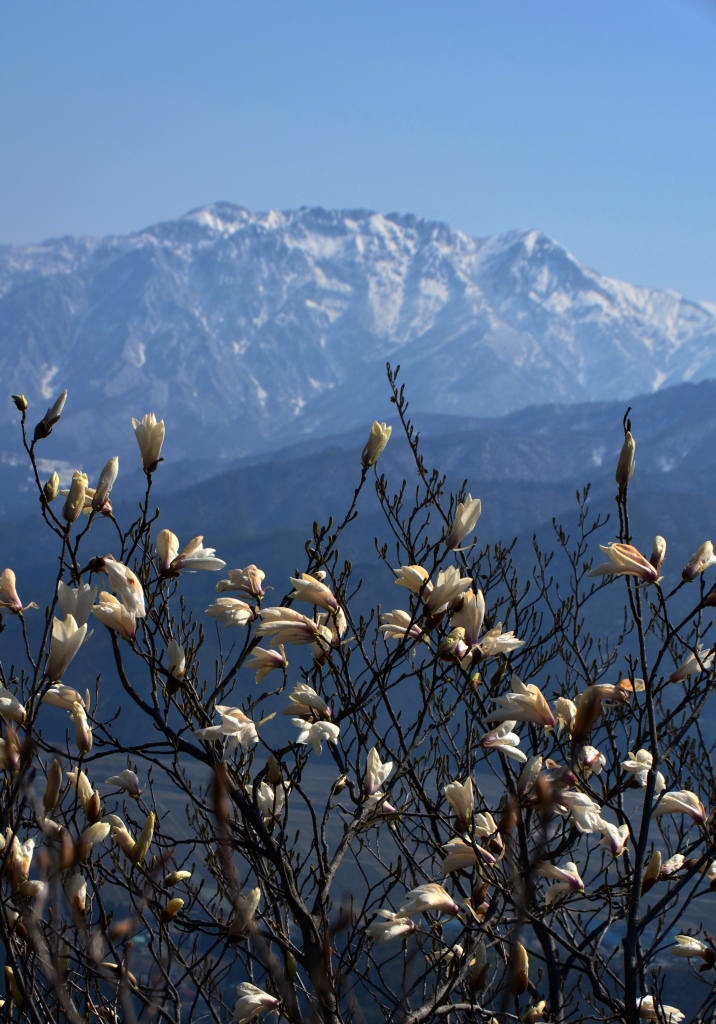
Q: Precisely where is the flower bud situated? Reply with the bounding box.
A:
[165,870,192,887]
[468,940,489,993]
[682,540,716,582]
[159,897,184,923]
[509,941,529,996]
[43,760,64,813]
[62,472,88,524]
[131,812,155,865]
[615,430,635,488]
[33,389,67,441]
[11,394,27,413]
[361,421,392,468]
[522,1000,547,1024]
[266,755,283,787]
[43,471,60,503]
[641,849,661,895]
[650,536,666,572]
[92,456,118,511]
[70,701,92,753]
[132,413,165,472]
[5,966,23,1007]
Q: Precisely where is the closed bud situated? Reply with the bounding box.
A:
[44,760,63,813]
[131,812,155,865]
[92,456,118,511]
[361,421,392,468]
[468,940,489,993]
[43,472,60,503]
[165,870,192,887]
[615,430,636,488]
[62,472,88,524]
[522,1000,547,1024]
[286,950,298,982]
[641,850,662,895]
[159,897,184,923]
[11,394,27,413]
[266,755,283,787]
[85,789,102,824]
[650,535,667,572]
[5,966,23,1007]
[509,941,529,996]
[33,389,67,441]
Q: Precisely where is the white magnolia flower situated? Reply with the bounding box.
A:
[486,675,556,729]
[0,568,25,614]
[537,861,584,904]
[105,769,142,796]
[205,598,256,628]
[43,684,84,712]
[57,581,97,627]
[480,721,527,762]
[621,749,665,792]
[102,558,146,619]
[398,883,460,917]
[444,778,474,824]
[558,791,602,833]
[366,909,417,944]
[195,706,259,754]
[233,982,280,1024]
[653,789,707,824]
[596,817,630,857]
[450,588,485,646]
[378,609,424,642]
[589,543,659,584]
[256,781,290,821]
[670,935,714,963]
[132,413,165,472]
[441,837,496,872]
[445,495,482,550]
[216,565,266,599]
[244,646,287,683]
[477,623,525,657]
[669,646,715,683]
[0,688,26,724]
[394,564,432,597]
[291,719,340,755]
[171,536,226,573]
[288,572,339,612]
[636,996,684,1023]
[424,566,473,616]
[45,614,87,680]
[361,421,392,468]
[282,682,331,721]
[91,592,137,640]
[682,540,716,582]
[364,747,394,797]
[256,607,332,648]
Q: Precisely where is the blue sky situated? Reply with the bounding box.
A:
[2,1,716,299]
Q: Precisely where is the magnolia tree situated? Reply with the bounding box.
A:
[1,370,716,1024]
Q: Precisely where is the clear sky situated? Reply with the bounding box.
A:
[2,1,716,300]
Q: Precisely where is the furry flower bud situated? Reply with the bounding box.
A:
[361,421,392,468]
[615,429,635,488]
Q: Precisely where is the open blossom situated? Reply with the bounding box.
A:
[486,676,556,729]
[379,609,424,642]
[477,623,525,657]
[555,696,577,736]
[588,542,659,583]
[444,778,474,824]
[132,413,165,471]
[669,645,715,683]
[101,558,146,619]
[292,719,340,755]
[91,593,137,640]
[480,721,527,762]
[170,536,226,573]
[216,565,265,599]
[445,495,482,550]
[424,566,473,616]
[195,706,259,754]
[558,791,602,833]
[621,749,665,792]
[653,789,707,824]
[441,837,496,872]
[366,910,417,944]
[43,684,84,712]
[45,615,87,680]
[596,817,630,856]
[0,687,26,724]
[57,581,97,627]
[205,598,256,628]
[256,607,332,648]
[6,833,35,886]
[0,569,25,614]
[167,639,186,680]
[394,564,433,597]
[572,682,630,743]
[537,861,584,904]
[156,530,180,572]
[670,935,715,964]
[105,769,142,796]
[233,982,280,1024]
[398,883,460,917]
[682,540,716,582]
[576,744,606,776]
[282,682,331,721]
[450,588,485,646]
[256,781,290,821]
[288,572,339,612]
[364,747,394,797]
[636,996,684,1023]
[361,420,392,468]
[244,645,287,683]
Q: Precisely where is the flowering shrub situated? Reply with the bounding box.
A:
[1,378,716,1024]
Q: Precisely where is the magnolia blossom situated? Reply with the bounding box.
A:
[244,645,287,683]
[76,821,111,860]
[62,471,89,524]
[170,536,226,573]
[669,645,715,683]
[45,614,87,680]
[596,817,630,857]
[66,873,87,914]
[477,623,525,657]
[445,495,482,550]
[156,529,180,573]
[256,781,290,821]
[282,682,331,721]
[105,769,142,796]
[424,566,473,616]
[588,542,659,584]
[233,982,280,1024]
[132,413,165,471]
[102,558,146,619]
[660,854,685,878]
[288,572,339,612]
[537,861,584,904]
[361,420,392,468]
[480,721,527,762]
[636,996,684,1024]
[206,598,256,628]
[670,935,715,964]
[0,569,25,614]
[378,609,424,642]
[195,706,259,754]
[450,588,485,646]
[5,832,35,886]
[441,837,496,872]
[394,564,432,597]
[398,883,460,917]
[256,607,332,648]
[572,683,630,743]
[486,676,556,729]
[0,687,26,724]
[43,684,84,712]
[92,455,118,511]
[576,744,606,776]
[652,789,707,824]
[436,627,470,663]
[91,593,137,640]
[555,696,577,736]
[71,701,92,753]
[35,388,67,438]
[107,814,135,857]
[67,767,97,813]
[473,812,499,839]
[57,581,97,627]
[615,430,636,487]
[291,719,340,755]
[444,778,474,824]
[364,747,394,797]
[517,756,543,797]
[168,639,186,680]
[216,565,266,599]
[558,791,602,833]
[621,749,665,792]
[651,535,667,572]
[682,540,716,582]
[366,910,417,944]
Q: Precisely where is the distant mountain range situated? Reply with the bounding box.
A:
[2,203,716,474]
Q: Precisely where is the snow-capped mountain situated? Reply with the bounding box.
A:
[2,203,716,465]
